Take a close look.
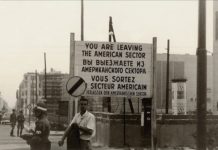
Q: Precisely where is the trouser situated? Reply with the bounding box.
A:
[80,140,92,150]
[17,123,24,136]
[30,142,51,150]
[10,124,15,136]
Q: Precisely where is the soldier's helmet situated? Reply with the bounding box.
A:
[33,101,47,113]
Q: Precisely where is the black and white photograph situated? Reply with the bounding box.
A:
[0,0,215,150]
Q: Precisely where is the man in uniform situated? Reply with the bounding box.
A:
[29,101,51,150]
[10,109,16,136]
[58,97,96,150]
[17,110,25,137]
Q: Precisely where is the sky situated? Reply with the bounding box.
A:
[0,0,213,108]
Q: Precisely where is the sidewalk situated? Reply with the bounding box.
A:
[49,133,196,150]
[48,131,198,150]
[24,125,196,150]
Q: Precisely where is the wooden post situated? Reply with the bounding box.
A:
[123,97,126,146]
[166,39,170,114]
[44,53,47,100]
[35,70,38,104]
[81,0,84,41]
[151,37,157,150]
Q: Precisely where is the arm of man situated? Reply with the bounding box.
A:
[79,115,95,135]
[78,126,93,135]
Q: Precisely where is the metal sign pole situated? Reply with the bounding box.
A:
[69,33,75,122]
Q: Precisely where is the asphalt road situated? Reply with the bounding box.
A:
[0,124,124,150]
[0,124,66,150]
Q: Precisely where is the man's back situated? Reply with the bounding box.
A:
[17,114,25,124]
[10,113,16,124]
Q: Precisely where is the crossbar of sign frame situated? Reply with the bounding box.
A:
[74,41,153,98]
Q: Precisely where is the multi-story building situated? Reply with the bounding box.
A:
[0,92,4,111]
[40,68,69,126]
[17,72,42,116]
[0,92,10,113]
[213,1,218,114]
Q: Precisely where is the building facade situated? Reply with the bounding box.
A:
[0,92,10,113]
[40,69,69,127]
[157,53,213,114]
[213,1,218,114]
[17,72,42,116]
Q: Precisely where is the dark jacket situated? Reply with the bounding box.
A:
[67,123,81,150]
[10,113,16,125]
[17,114,25,124]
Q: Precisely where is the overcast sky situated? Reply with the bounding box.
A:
[0,0,213,108]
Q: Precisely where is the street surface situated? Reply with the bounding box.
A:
[0,124,126,150]
[0,124,66,150]
[0,124,197,150]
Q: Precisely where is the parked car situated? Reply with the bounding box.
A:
[1,113,11,125]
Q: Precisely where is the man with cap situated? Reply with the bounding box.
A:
[58,97,96,150]
[29,101,51,150]
[10,109,16,136]
[17,110,25,137]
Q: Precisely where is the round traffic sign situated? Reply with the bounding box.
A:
[66,76,87,97]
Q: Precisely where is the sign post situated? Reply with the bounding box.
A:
[151,37,157,150]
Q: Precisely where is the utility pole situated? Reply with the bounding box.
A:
[196,0,207,149]
[80,0,85,100]
[166,39,170,114]
[81,0,84,41]
[35,70,38,104]
[44,52,47,100]
[31,78,34,106]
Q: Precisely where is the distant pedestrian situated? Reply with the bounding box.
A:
[28,101,51,150]
[10,109,16,136]
[58,97,96,150]
[17,110,25,137]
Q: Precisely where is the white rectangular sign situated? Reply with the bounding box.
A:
[74,41,153,97]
